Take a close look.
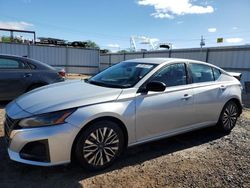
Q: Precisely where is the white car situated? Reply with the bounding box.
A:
[4,58,242,171]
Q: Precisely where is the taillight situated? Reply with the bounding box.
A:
[58,71,66,78]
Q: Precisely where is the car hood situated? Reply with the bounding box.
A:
[14,80,123,115]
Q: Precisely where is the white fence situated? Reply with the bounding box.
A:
[0,42,100,74]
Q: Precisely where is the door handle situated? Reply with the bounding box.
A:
[220,85,227,90]
[182,94,192,100]
[24,73,32,78]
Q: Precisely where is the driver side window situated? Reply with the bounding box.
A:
[151,63,187,87]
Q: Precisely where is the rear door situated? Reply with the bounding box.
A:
[0,57,31,100]
[188,62,228,124]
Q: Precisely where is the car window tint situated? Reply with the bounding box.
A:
[213,67,221,80]
[151,63,187,87]
[28,63,36,69]
[190,63,214,83]
[0,58,26,69]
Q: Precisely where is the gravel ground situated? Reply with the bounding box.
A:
[0,103,249,188]
[66,74,90,80]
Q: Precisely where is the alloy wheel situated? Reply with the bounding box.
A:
[83,127,119,166]
[222,103,238,130]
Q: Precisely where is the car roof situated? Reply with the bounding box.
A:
[124,58,172,64]
[124,57,220,67]
[124,57,228,75]
[0,54,55,70]
[0,54,29,61]
[123,57,203,64]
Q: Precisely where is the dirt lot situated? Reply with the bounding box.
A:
[66,74,90,80]
[0,103,249,188]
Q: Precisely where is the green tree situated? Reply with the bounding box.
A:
[118,49,129,53]
[84,40,100,49]
[1,36,23,43]
[1,36,12,42]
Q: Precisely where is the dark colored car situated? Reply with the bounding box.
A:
[0,54,65,101]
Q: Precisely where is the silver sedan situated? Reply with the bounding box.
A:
[4,58,243,171]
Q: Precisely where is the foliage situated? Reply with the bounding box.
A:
[117,50,129,53]
[84,40,100,49]
[1,36,23,43]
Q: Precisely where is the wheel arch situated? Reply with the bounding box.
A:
[70,116,129,162]
[227,98,243,115]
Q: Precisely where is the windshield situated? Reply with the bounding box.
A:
[88,62,157,88]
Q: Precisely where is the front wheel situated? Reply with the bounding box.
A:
[218,101,239,133]
[74,120,124,171]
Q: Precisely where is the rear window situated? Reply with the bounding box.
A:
[190,63,214,83]
[213,68,221,80]
[28,63,36,69]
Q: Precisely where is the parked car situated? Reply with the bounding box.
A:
[0,54,65,101]
[4,58,242,171]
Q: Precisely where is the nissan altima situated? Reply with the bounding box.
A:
[4,58,242,171]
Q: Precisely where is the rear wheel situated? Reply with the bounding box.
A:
[218,101,239,132]
[74,120,124,171]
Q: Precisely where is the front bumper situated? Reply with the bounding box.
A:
[6,122,80,166]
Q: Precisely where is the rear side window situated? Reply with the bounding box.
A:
[0,58,26,69]
[190,63,214,83]
[213,68,221,80]
[28,63,36,69]
[151,63,187,87]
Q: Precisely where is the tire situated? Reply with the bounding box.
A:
[218,101,239,133]
[74,120,125,171]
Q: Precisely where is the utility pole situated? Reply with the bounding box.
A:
[10,30,14,42]
[200,35,205,49]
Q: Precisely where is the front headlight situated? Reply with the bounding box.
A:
[19,109,76,128]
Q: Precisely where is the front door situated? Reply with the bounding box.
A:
[135,63,195,142]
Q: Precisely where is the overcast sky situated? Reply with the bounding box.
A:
[0,0,250,51]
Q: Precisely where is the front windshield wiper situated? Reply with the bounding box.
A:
[87,79,127,89]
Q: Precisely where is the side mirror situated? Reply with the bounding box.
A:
[146,81,166,92]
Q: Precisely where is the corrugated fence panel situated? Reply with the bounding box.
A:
[67,67,98,75]
[171,50,207,61]
[68,48,99,67]
[100,54,109,64]
[111,54,124,64]
[1,43,250,83]
[208,48,250,69]
[68,48,99,74]
[125,53,144,60]
[0,42,99,74]
[99,63,109,71]
[29,45,67,66]
[0,43,28,56]
[144,51,169,58]
[99,54,110,71]
[67,48,99,74]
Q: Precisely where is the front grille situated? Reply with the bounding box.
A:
[4,115,19,146]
